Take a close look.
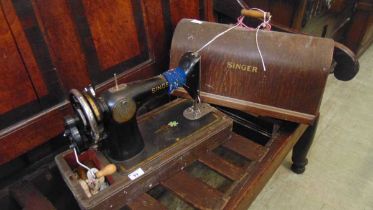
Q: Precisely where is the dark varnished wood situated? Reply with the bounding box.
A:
[174,89,316,124]
[171,19,335,124]
[105,118,307,209]
[143,0,169,71]
[223,124,308,210]
[291,116,319,174]
[291,0,308,30]
[161,170,224,210]
[169,0,200,28]
[2,107,310,210]
[198,151,244,180]
[333,42,360,81]
[263,0,298,29]
[82,0,142,70]
[343,0,373,56]
[0,0,65,130]
[31,0,91,90]
[10,0,64,107]
[55,99,233,209]
[1,0,48,97]
[223,133,267,161]
[68,0,150,85]
[203,0,215,22]
[127,193,167,210]
[0,6,38,115]
[0,103,71,164]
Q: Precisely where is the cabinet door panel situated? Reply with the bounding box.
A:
[9,0,64,108]
[69,0,150,85]
[0,6,40,127]
[0,0,64,130]
[31,0,91,91]
[169,0,201,28]
[83,0,141,70]
[1,0,48,98]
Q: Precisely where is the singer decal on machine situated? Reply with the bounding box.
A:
[227,61,258,73]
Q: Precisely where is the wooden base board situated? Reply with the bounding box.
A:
[55,99,233,209]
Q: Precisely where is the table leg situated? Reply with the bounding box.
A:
[291,116,319,174]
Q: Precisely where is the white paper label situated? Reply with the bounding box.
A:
[128,168,145,180]
[191,19,203,24]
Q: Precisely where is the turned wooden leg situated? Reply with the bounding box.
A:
[291,116,319,174]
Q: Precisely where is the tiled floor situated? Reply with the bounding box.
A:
[249,45,373,210]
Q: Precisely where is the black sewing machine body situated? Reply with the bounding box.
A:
[54,52,234,209]
[63,52,201,162]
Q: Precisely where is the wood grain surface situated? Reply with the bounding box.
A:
[82,0,141,70]
[171,19,334,124]
[0,6,39,115]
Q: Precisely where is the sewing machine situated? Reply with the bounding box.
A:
[63,52,202,160]
[55,16,358,209]
[55,52,233,209]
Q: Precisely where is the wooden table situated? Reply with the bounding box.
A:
[1,100,317,210]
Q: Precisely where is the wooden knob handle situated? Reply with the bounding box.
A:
[241,9,268,19]
[96,164,117,178]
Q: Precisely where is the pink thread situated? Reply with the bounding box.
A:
[194,9,272,71]
[236,9,272,71]
[236,16,251,29]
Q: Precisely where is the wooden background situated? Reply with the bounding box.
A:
[0,0,214,164]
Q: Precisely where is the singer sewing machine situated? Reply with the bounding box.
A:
[54,15,359,209]
[55,52,235,209]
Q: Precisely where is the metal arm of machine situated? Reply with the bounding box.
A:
[64,52,201,161]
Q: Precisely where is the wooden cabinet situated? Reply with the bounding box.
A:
[0,0,64,130]
[0,0,213,164]
[344,0,373,56]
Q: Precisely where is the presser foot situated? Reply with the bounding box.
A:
[183,102,214,120]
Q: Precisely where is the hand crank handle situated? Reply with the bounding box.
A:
[96,164,117,178]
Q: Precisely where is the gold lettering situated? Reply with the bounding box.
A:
[252,66,257,73]
[152,82,169,94]
[226,61,259,73]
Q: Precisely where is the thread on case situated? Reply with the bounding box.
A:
[193,9,271,71]
[251,8,272,71]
